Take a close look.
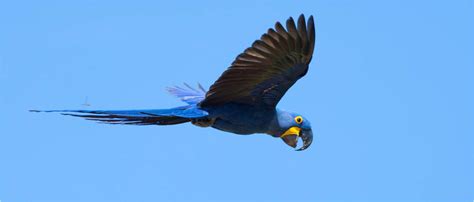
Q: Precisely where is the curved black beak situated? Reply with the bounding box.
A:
[281,128,313,151]
[296,129,313,151]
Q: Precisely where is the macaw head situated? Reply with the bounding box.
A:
[271,110,313,151]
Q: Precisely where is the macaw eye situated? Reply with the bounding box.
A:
[295,116,303,124]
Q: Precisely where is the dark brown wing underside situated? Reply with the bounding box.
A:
[200,14,315,107]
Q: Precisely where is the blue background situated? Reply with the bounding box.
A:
[1,0,472,201]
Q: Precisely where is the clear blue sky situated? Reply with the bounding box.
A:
[1,0,472,201]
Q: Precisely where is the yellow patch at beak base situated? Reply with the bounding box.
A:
[280,126,301,138]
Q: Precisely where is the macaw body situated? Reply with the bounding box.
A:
[33,14,316,150]
[205,102,274,134]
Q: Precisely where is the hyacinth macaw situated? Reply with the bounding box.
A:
[32,14,316,151]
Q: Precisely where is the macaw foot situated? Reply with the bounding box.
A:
[191,118,215,127]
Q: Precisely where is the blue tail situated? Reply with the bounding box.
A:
[31,105,209,125]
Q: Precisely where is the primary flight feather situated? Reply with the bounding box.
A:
[32,14,316,151]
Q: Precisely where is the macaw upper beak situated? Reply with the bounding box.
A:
[281,127,313,151]
[297,129,313,151]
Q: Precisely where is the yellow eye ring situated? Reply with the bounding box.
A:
[295,116,303,124]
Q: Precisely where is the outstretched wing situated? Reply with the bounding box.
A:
[200,14,315,108]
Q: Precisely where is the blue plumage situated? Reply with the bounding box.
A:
[166,83,206,105]
[32,15,316,150]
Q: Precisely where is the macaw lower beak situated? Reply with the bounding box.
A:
[281,127,313,151]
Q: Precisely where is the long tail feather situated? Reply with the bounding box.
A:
[62,112,190,125]
[30,105,208,126]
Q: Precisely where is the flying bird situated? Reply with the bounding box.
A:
[32,14,316,151]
